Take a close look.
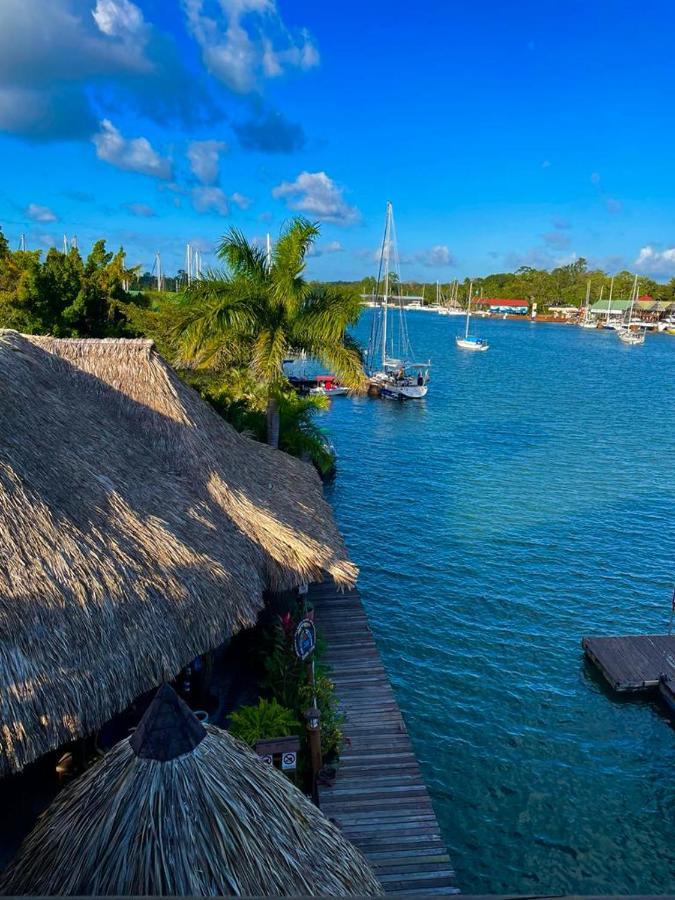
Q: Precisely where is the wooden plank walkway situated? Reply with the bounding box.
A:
[582,633,675,692]
[310,581,458,895]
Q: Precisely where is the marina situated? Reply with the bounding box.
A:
[3,2,675,897]
[324,311,675,894]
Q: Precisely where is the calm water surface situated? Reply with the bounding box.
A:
[321,313,675,894]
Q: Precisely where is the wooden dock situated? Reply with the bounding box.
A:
[582,633,675,692]
[310,581,458,896]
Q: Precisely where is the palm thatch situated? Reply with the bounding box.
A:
[0,685,383,896]
[0,330,356,776]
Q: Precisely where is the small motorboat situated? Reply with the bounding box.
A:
[309,375,349,397]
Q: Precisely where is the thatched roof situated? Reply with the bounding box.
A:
[0,331,356,776]
[0,685,382,896]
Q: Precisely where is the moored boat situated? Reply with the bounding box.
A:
[309,375,349,397]
[456,279,489,351]
[616,275,646,345]
[578,279,597,328]
[366,202,431,400]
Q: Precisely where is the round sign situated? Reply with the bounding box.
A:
[294,618,316,661]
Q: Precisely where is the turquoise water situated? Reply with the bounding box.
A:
[322,314,675,894]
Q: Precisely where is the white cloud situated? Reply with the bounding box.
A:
[307,240,343,257]
[231,191,253,209]
[182,0,319,93]
[192,185,229,215]
[187,139,227,184]
[415,245,455,267]
[92,0,145,39]
[272,171,359,224]
[93,119,171,178]
[26,203,57,222]
[0,0,151,139]
[635,245,675,276]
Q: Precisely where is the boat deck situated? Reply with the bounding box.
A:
[582,633,675,692]
[310,581,458,895]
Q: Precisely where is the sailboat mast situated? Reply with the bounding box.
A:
[584,279,591,321]
[629,274,638,323]
[465,279,473,338]
[381,202,392,367]
[265,233,272,272]
[607,277,614,324]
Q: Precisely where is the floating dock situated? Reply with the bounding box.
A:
[310,581,458,895]
[582,633,675,692]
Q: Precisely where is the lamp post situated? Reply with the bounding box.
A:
[304,703,322,804]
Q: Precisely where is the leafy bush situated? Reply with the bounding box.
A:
[228,698,300,747]
[262,609,344,763]
[298,667,345,762]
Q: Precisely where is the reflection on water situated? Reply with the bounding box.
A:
[323,313,675,894]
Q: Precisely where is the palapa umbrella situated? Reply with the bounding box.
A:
[0,686,382,897]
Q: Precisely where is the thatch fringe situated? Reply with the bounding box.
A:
[0,688,383,896]
[0,332,356,776]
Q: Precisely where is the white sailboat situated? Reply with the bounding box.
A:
[366,202,430,399]
[437,280,465,316]
[455,280,489,351]
[602,277,622,329]
[617,275,646,345]
[578,280,597,328]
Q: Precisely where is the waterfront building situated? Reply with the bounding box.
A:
[0,685,381,897]
[0,330,355,778]
[475,298,529,315]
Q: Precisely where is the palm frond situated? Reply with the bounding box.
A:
[173,275,258,369]
[270,218,319,312]
[295,284,363,344]
[307,340,366,391]
[251,326,288,384]
[218,228,268,281]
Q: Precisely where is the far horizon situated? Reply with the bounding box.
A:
[1,2,674,280]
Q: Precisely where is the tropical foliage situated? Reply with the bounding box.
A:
[0,233,138,336]
[228,698,301,746]
[262,608,344,762]
[173,218,364,446]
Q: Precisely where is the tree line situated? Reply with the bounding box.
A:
[350,258,675,308]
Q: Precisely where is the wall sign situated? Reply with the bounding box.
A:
[281,751,297,771]
[294,618,316,661]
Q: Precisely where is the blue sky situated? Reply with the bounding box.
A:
[1,0,675,280]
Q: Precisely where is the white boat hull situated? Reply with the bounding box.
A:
[309,386,349,397]
[617,329,645,345]
[380,383,428,400]
[456,337,489,351]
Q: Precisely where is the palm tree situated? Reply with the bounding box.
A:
[177,218,365,447]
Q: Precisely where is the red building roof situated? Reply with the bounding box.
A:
[475,298,529,307]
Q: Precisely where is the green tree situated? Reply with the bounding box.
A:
[177,218,365,446]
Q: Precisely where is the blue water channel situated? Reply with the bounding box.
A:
[321,312,675,894]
